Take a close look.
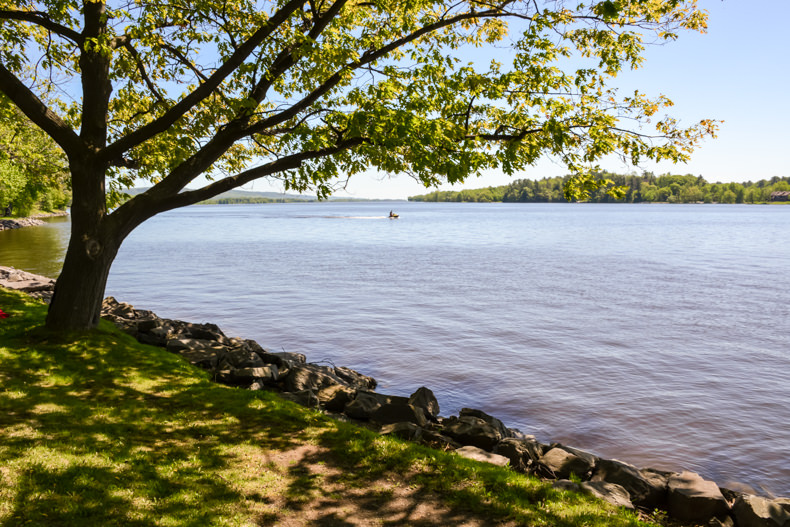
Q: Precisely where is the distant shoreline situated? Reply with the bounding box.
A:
[0,211,69,232]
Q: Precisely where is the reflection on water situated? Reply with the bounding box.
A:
[0,217,69,278]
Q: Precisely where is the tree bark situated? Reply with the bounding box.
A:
[45,153,120,330]
[45,229,119,331]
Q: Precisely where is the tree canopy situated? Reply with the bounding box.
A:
[0,0,717,329]
[0,94,70,216]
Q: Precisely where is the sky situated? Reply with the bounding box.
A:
[233,0,789,200]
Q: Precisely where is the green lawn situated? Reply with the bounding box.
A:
[0,287,658,526]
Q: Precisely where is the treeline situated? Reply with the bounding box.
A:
[409,172,790,204]
[0,95,71,217]
[198,197,314,205]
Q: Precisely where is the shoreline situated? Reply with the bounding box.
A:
[0,211,69,232]
[2,265,789,526]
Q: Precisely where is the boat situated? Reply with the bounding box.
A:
[388,211,399,219]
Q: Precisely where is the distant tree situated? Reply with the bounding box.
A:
[0,95,70,216]
[1,0,715,330]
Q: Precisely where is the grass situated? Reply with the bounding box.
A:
[0,287,659,526]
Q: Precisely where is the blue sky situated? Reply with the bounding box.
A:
[253,0,787,199]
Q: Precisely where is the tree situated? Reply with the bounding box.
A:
[0,95,70,216]
[0,0,716,330]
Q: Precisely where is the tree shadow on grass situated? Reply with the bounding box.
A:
[0,300,318,525]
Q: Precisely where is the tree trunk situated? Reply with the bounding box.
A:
[45,227,120,331]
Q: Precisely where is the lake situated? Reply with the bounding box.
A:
[2,201,789,496]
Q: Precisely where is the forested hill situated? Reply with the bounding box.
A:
[408,173,790,204]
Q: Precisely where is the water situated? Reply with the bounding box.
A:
[2,202,789,496]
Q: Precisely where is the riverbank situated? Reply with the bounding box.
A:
[3,268,789,526]
[0,211,69,232]
[0,286,654,527]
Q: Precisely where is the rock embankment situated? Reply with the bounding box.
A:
[0,211,68,231]
[98,297,790,527]
[0,218,45,231]
[0,266,56,302]
[2,269,788,527]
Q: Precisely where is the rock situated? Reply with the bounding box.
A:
[136,317,162,333]
[137,327,170,346]
[709,517,736,527]
[215,366,278,386]
[333,366,377,390]
[279,389,319,408]
[219,348,266,369]
[539,447,595,480]
[591,458,668,509]
[179,348,224,369]
[181,322,226,341]
[667,471,730,523]
[316,385,357,412]
[420,430,462,450]
[372,402,427,427]
[459,408,511,439]
[581,481,635,510]
[408,387,440,419]
[380,422,423,441]
[283,364,346,393]
[732,494,790,527]
[343,392,382,420]
[442,415,503,451]
[455,446,510,467]
[777,499,790,514]
[166,338,226,353]
[270,351,307,365]
[554,444,598,469]
[233,366,278,384]
[493,437,543,473]
[722,481,761,497]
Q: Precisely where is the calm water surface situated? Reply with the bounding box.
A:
[2,202,789,495]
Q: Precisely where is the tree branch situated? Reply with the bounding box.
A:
[0,9,83,44]
[99,0,307,164]
[120,137,366,219]
[247,2,523,137]
[0,62,84,156]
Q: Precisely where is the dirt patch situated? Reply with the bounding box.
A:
[254,444,517,526]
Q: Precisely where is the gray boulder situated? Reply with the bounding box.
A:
[455,446,510,467]
[216,366,278,386]
[372,402,428,427]
[539,447,596,480]
[581,481,635,510]
[442,415,503,451]
[317,385,357,412]
[178,348,225,370]
[775,499,790,514]
[166,338,226,353]
[283,364,346,393]
[408,387,440,419]
[733,494,790,527]
[219,348,266,369]
[279,389,319,408]
[343,392,383,420]
[380,422,423,442]
[591,458,668,509]
[181,322,226,342]
[459,408,511,439]
[667,471,730,523]
[333,366,377,390]
[493,437,543,473]
[420,430,462,450]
